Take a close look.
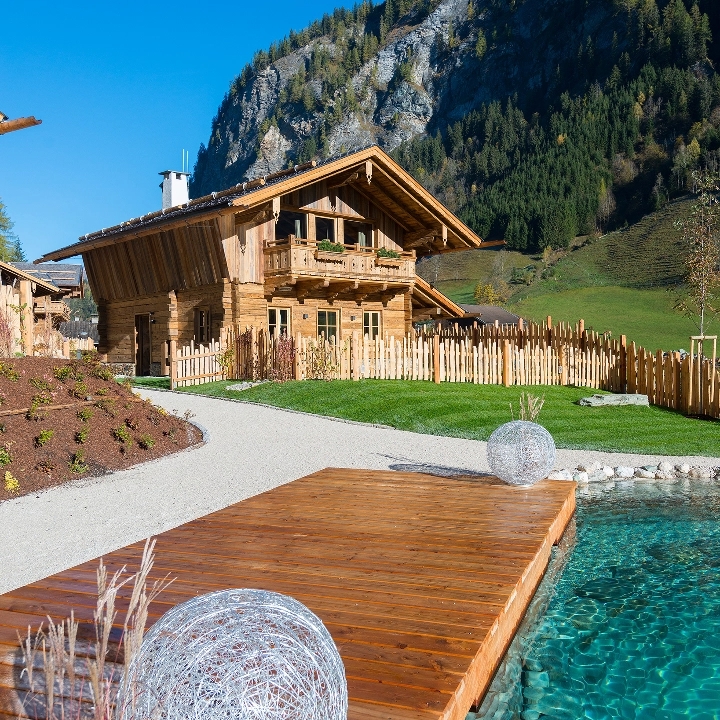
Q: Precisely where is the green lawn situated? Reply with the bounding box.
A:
[508,286,703,352]
[172,379,720,457]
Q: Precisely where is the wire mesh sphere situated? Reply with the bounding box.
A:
[486,420,556,486]
[117,589,348,720]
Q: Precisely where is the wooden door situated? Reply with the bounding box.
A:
[135,314,151,376]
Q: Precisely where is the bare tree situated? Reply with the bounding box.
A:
[675,171,720,338]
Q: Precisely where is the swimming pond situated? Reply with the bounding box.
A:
[477,480,720,720]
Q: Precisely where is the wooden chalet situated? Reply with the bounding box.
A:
[38,146,489,375]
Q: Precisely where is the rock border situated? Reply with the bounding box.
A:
[548,461,718,484]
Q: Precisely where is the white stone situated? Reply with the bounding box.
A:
[602,466,614,477]
[658,461,674,474]
[689,467,713,479]
[573,472,589,484]
[676,463,691,474]
[577,461,600,473]
[655,472,677,482]
[588,470,608,483]
[614,466,635,478]
[635,468,656,479]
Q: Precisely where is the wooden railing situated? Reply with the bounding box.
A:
[264,238,415,283]
[34,297,71,321]
[169,320,720,420]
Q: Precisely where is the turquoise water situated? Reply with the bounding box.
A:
[518,481,720,720]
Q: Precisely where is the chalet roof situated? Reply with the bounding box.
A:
[59,320,99,343]
[0,260,60,295]
[11,262,83,289]
[36,146,487,263]
[459,304,521,325]
[414,277,464,317]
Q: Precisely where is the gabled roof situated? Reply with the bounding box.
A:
[11,262,83,289]
[0,260,60,294]
[413,277,464,318]
[460,304,521,325]
[36,146,489,263]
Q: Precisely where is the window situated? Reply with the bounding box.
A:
[276,210,307,240]
[345,221,373,247]
[317,310,338,341]
[363,311,380,339]
[268,307,290,337]
[194,308,211,343]
[315,216,335,242]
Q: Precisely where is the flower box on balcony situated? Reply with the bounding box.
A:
[315,250,346,263]
[374,256,404,267]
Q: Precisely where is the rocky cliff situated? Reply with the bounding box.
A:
[190,0,631,196]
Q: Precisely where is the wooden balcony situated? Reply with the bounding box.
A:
[33,297,71,322]
[264,238,415,289]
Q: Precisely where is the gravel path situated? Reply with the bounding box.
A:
[2,388,719,595]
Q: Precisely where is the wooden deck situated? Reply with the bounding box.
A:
[0,468,575,720]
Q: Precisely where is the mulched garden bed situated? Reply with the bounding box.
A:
[0,355,202,501]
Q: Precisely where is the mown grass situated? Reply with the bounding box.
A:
[509,286,704,352]
[174,379,720,457]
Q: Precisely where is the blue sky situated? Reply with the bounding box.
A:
[1,1,350,262]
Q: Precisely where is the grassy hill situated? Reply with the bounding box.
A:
[422,197,714,351]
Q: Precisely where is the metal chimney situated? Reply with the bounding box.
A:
[159,170,190,209]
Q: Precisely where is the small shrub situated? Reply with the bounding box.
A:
[138,434,155,450]
[148,413,160,426]
[34,429,55,447]
[96,387,108,396]
[80,350,99,364]
[164,428,177,443]
[75,427,89,444]
[317,239,345,253]
[0,363,19,381]
[77,407,94,422]
[26,393,52,421]
[95,398,116,416]
[125,416,139,430]
[53,365,74,381]
[0,445,11,466]
[112,425,132,444]
[376,247,401,259]
[70,381,88,399]
[4,471,18,493]
[92,364,114,381]
[36,460,55,474]
[29,377,52,392]
[69,450,88,474]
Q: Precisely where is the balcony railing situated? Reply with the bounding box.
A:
[264,238,415,284]
[34,297,71,321]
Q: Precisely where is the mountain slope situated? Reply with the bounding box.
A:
[191,0,718,255]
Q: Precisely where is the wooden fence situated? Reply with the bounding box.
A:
[169,319,720,419]
[171,339,223,388]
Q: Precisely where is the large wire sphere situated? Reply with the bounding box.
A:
[117,589,348,720]
[486,420,556,486]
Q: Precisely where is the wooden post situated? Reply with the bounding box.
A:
[559,345,568,386]
[169,339,177,390]
[433,333,440,384]
[352,331,359,381]
[503,339,511,387]
[18,279,33,355]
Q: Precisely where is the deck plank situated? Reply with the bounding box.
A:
[0,468,575,719]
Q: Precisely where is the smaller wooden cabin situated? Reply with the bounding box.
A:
[0,261,67,355]
[38,147,493,375]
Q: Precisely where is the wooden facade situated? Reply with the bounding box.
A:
[39,147,489,375]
